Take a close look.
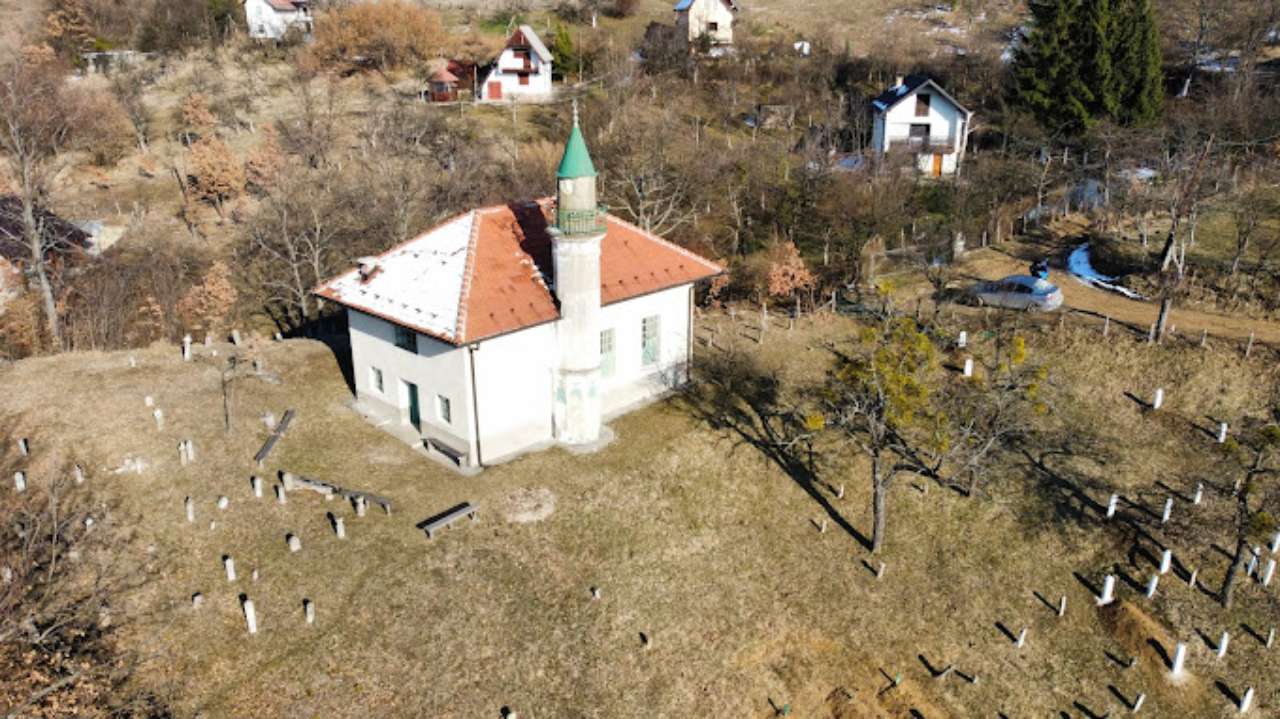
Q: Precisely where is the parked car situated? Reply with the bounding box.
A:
[968,275,1064,312]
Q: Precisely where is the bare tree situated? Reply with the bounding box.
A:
[236,172,349,330]
[1215,421,1280,608]
[0,52,86,350]
[0,451,159,716]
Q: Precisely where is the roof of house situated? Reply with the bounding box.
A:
[314,201,722,346]
[674,0,740,11]
[262,0,306,11]
[509,25,553,63]
[871,74,971,115]
[429,68,460,84]
[0,196,92,265]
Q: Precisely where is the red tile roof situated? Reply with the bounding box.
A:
[429,68,460,84]
[315,200,722,346]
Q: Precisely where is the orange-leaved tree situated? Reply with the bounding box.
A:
[310,0,444,72]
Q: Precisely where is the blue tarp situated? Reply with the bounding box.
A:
[1067,243,1147,300]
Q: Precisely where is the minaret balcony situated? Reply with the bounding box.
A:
[556,206,607,236]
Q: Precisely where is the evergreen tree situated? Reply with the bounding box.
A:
[1011,0,1092,136]
[1078,0,1119,119]
[1111,0,1164,125]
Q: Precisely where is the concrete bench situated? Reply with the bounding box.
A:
[417,502,478,539]
[280,470,393,514]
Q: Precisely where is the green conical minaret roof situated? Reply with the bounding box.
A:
[557,106,597,179]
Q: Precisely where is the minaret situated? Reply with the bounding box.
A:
[551,103,605,446]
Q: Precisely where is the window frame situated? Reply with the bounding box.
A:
[437,394,452,425]
[915,93,931,117]
[393,325,416,353]
[370,366,384,394]
[641,315,661,368]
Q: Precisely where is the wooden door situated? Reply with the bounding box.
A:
[931,154,943,177]
[488,81,502,100]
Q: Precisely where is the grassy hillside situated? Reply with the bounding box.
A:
[3,302,1278,716]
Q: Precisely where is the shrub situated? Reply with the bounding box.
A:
[310,0,445,72]
[187,136,244,211]
[72,89,134,166]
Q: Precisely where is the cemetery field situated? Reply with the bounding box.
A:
[2,314,1279,717]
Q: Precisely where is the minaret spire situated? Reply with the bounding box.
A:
[551,108,605,447]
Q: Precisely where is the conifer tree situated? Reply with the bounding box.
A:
[1111,0,1164,125]
[1078,0,1118,119]
[1011,0,1092,136]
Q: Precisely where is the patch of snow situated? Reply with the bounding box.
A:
[319,212,473,342]
[1067,243,1147,300]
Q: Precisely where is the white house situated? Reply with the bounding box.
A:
[314,114,722,470]
[477,25,554,102]
[674,0,739,47]
[870,75,973,177]
[244,0,312,41]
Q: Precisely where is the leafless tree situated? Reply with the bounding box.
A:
[237,171,351,330]
[0,450,158,716]
[0,53,87,350]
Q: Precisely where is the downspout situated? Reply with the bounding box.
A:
[468,344,483,467]
[686,284,695,385]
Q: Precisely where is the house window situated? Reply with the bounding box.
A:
[641,315,660,367]
[370,367,384,393]
[708,21,719,32]
[601,329,616,377]
[394,325,416,352]
[915,93,931,117]
[437,395,452,424]
[909,123,930,144]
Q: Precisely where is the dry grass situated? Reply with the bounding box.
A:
[2,306,1278,717]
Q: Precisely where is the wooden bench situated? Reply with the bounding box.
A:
[254,409,296,466]
[417,502,478,539]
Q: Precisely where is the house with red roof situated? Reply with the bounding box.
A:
[477,25,554,102]
[244,0,312,41]
[314,111,721,470]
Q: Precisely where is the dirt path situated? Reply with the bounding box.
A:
[948,247,1280,345]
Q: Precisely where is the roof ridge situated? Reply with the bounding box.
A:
[454,210,481,344]
[604,213,724,275]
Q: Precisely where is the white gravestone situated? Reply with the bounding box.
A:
[1097,575,1116,605]
[243,598,257,634]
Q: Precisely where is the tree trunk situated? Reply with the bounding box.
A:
[1158,226,1178,272]
[21,195,61,349]
[871,453,887,554]
[1221,536,1249,609]
[1155,296,1173,342]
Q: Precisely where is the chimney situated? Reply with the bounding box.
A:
[895,75,904,88]
[356,257,380,282]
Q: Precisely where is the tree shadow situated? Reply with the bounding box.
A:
[681,351,872,550]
